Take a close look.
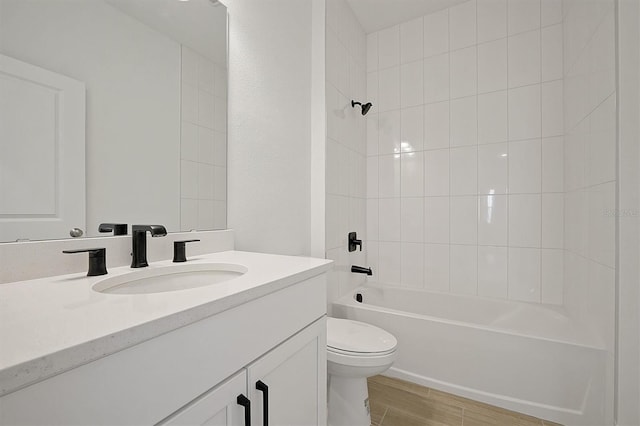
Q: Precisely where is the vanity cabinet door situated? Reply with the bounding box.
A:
[247,318,326,426]
[160,370,248,426]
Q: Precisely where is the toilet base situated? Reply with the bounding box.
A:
[328,375,370,426]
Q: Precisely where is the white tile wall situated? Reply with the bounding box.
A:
[424,197,449,244]
[325,0,368,312]
[478,245,508,298]
[424,102,449,150]
[478,91,508,144]
[424,243,449,291]
[562,0,616,350]
[508,0,541,36]
[401,61,424,108]
[449,0,477,50]
[450,147,478,195]
[424,9,449,58]
[508,30,541,88]
[478,39,508,93]
[478,143,508,194]
[477,0,507,43]
[366,0,565,305]
[401,106,424,152]
[401,17,424,65]
[402,242,424,287]
[180,47,227,231]
[450,47,477,99]
[508,85,542,140]
[450,244,478,294]
[450,96,477,147]
[423,54,450,103]
[478,194,508,246]
[508,247,541,302]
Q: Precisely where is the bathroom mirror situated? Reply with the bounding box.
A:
[0,0,227,243]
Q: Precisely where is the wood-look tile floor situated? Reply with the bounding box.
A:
[368,375,563,426]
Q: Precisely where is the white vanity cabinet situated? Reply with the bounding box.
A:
[161,370,248,426]
[0,274,327,426]
[246,319,326,426]
[161,319,326,426]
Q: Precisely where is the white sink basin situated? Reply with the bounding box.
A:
[93,263,247,295]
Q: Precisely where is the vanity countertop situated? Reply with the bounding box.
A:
[0,250,332,397]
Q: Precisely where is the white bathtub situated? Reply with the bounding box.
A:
[332,285,608,426]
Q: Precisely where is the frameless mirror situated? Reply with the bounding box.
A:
[0,0,227,243]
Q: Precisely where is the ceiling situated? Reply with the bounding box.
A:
[346,0,469,33]
[106,0,227,64]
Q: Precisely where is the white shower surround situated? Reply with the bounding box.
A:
[365,0,566,305]
[333,285,607,425]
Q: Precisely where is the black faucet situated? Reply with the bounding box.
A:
[131,225,167,268]
[351,265,372,275]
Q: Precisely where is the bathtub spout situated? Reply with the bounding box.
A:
[351,265,372,275]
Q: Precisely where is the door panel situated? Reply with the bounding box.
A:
[0,54,85,241]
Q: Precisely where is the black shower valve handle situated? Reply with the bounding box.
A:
[348,232,362,252]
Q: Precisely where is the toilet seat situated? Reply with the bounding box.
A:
[328,346,396,357]
[327,318,397,356]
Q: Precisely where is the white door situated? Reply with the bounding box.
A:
[160,370,249,426]
[247,318,327,426]
[0,54,85,241]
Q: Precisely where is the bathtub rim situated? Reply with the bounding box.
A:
[334,284,605,350]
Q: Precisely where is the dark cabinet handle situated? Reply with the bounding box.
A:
[173,239,200,263]
[98,223,128,235]
[256,380,269,426]
[237,394,251,426]
[62,248,107,276]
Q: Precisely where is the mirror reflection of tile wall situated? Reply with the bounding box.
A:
[180,47,227,231]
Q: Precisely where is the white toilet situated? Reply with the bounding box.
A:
[327,317,398,426]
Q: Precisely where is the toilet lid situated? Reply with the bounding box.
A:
[327,318,397,354]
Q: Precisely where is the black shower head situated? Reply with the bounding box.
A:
[351,100,373,116]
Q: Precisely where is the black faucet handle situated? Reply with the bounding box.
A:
[63,248,108,276]
[173,239,201,263]
[348,232,362,252]
[132,224,167,237]
[98,223,128,235]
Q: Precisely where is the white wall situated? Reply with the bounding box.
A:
[617,0,640,423]
[365,0,565,304]
[0,0,181,235]
[325,0,368,310]
[226,0,314,256]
